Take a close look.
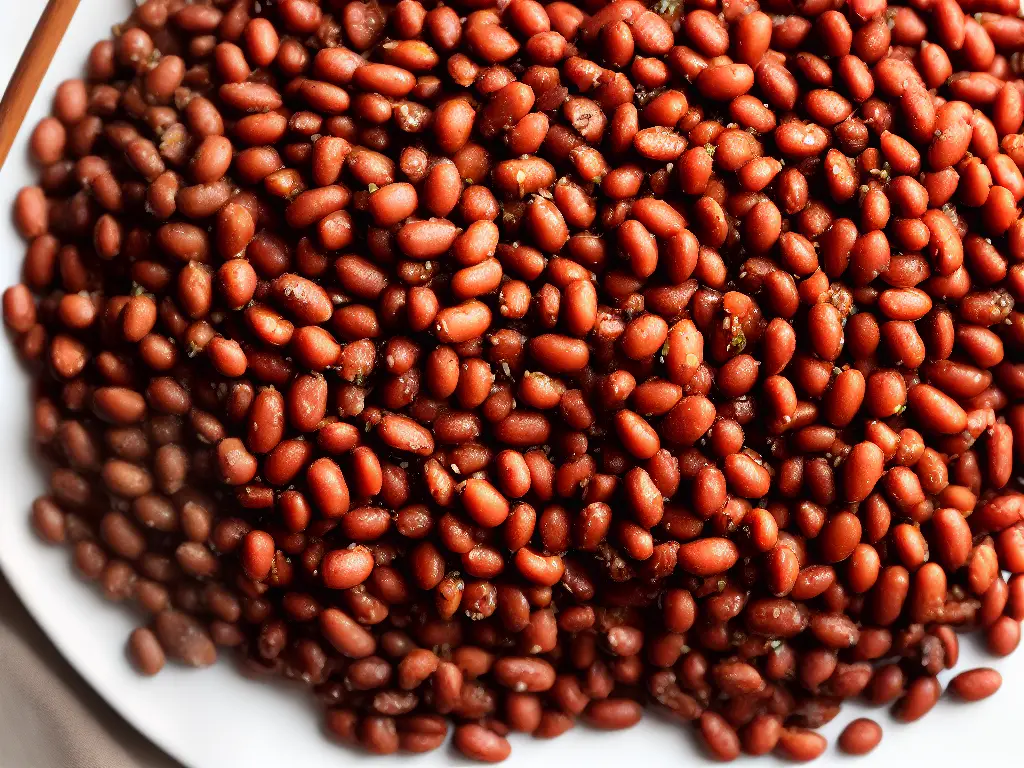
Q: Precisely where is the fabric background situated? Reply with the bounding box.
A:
[0,576,182,768]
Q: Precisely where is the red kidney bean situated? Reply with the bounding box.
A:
[153,611,216,668]
[893,676,941,722]
[322,546,375,590]
[949,668,1002,701]
[128,627,166,676]
[453,724,510,762]
[321,609,376,658]
[677,538,739,576]
[584,698,642,730]
[986,616,1021,656]
[741,714,782,756]
[908,384,968,434]
[241,531,275,582]
[700,712,741,761]
[775,728,827,762]
[838,719,882,755]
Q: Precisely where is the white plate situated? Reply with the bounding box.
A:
[0,2,1022,766]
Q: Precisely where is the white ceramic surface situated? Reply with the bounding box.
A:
[0,2,1021,766]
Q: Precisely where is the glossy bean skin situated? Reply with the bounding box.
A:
[949,668,1002,701]
[838,719,882,755]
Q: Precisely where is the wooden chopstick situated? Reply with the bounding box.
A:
[0,0,83,170]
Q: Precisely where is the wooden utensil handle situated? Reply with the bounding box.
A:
[0,0,83,170]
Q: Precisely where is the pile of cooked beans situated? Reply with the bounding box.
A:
[5,0,1024,760]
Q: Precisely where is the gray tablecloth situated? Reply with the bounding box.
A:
[0,576,181,768]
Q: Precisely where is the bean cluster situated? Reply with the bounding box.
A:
[5,0,1024,761]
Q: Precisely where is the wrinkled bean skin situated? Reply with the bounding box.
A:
[10,0,1024,764]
